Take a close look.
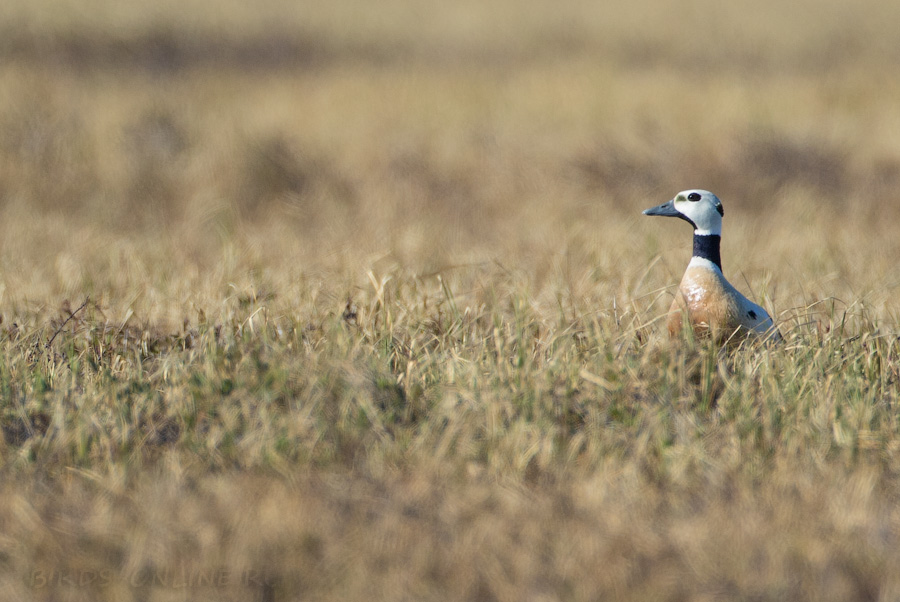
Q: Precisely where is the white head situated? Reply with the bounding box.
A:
[642,189,724,236]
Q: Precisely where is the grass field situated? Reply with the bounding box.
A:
[3,1,900,600]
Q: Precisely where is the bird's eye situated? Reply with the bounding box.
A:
[687,192,701,202]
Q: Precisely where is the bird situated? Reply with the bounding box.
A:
[643,189,781,343]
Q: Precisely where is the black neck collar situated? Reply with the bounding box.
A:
[693,234,722,270]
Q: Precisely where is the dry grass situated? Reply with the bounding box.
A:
[2,0,900,600]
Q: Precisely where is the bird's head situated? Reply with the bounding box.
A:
[643,189,724,235]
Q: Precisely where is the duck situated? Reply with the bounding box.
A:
[643,189,781,343]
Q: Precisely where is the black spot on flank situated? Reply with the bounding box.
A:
[687,192,701,201]
[748,310,757,320]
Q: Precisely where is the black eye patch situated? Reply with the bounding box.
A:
[687,192,701,202]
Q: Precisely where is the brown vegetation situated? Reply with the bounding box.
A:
[2,0,900,600]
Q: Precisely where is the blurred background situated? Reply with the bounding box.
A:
[5,3,900,601]
[0,0,899,322]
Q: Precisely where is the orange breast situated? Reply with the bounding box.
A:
[666,266,743,341]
